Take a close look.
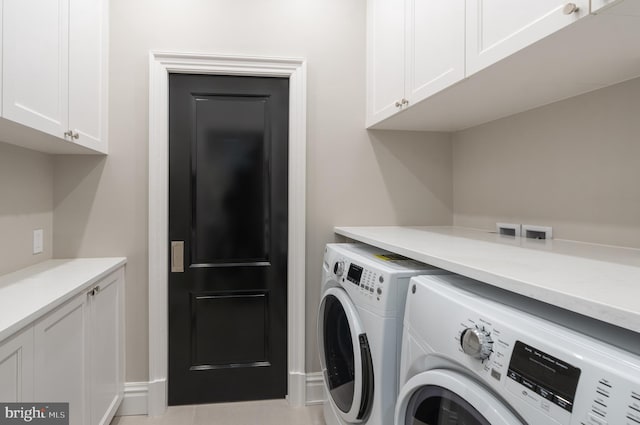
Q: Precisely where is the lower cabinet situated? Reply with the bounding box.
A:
[0,327,34,402]
[0,266,124,425]
[34,294,88,425]
[88,271,124,425]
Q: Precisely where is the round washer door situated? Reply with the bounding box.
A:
[395,369,525,425]
[318,286,374,423]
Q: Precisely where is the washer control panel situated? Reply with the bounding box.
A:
[406,275,640,425]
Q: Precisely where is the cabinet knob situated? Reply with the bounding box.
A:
[395,100,402,108]
[563,3,579,14]
[64,130,80,140]
[401,98,409,105]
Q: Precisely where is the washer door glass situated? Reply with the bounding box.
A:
[396,370,524,425]
[406,386,490,425]
[318,286,374,423]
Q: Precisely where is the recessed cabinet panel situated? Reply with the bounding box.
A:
[191,292,268,368]
[466,0,589,75]
[0,328,34,402]
[193,96,270,265]
[406,0,465,103]
[366,0,405,125]
[34,296,87,425]
[89,273,123,425]
[69,0,107,151]
[3,0,69,138]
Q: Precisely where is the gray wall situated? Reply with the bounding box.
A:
[452,77,640,249]
[0,143,53,275]
[52,0,454,382]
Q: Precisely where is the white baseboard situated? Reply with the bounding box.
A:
[116,374,325,416]
[116,382,150,416]
[305,372,325,405]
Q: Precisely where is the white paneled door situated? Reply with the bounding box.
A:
[366,0,405,126]
[405,0,465,104]
[68,0,108,151]
[3,0,69,138]
[34,296,87,425]
[0,328,34,402]
[466,0,589,75]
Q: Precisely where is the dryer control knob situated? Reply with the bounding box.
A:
[460,327,493,360]
[334,261,345,276]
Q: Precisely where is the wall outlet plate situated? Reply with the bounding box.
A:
[33,229,44,254]
[496,223,521,237]
[522,224,553,240]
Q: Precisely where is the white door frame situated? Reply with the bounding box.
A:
[148,51,307,415]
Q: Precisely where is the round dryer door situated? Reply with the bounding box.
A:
[318,287,374,423]
[396,370,525,425]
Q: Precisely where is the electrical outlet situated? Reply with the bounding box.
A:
[522,224,553,240]
[33,229,44,254]
[496,223,521,237]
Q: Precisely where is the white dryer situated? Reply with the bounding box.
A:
[396,274,640,425]
[318,243,448,425]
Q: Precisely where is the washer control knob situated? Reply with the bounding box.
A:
[377,287,382,295]
[460,327,493,360]
[333,261,345,277]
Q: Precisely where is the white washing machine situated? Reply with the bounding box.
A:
[396,274,640,425]
[317,243,448,425]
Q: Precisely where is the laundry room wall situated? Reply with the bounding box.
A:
[0,143,54,276]
[52,0,453,383]
[452,76,640,249]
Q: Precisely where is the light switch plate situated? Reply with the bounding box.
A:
[33,229,44,254]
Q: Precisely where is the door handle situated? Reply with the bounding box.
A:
[171,241,185,273]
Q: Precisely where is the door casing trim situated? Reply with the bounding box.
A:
[148,51,307,415]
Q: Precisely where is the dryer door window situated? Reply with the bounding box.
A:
[318,287,374,423]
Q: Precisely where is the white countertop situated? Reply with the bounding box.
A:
[335,226,640,334]
[0,258,127,342]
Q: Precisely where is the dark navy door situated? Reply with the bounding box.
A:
[168,74,289,405]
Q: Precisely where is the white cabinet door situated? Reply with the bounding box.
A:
[0,328,34,402]
[34,295,88,425]
[68,0,108,153]
[88,271,124,425]
[466,0,589,75]
[405,0,465,104]
[366,0,405,126]
[3,0,69,138]
[591,0,622,13]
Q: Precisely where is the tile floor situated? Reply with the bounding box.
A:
[110,400,326,425]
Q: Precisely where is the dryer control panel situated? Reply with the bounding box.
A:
[322,243,446,316]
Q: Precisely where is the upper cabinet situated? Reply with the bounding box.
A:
[466,0,588,75]
[367,0,640,131]
[366,0,405,125]
[366,0,464,127]
[1,0,108,154]
[591,0,624,13]
[406,1,465,111]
